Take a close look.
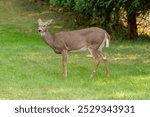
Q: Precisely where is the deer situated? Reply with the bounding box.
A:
[38,18,110,79]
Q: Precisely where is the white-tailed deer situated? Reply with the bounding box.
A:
[38,18,110,78]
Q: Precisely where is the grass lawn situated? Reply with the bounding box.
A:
[0,0,150,100]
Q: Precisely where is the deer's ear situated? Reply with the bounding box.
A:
[38,18,43,25]
[47,19,53,25]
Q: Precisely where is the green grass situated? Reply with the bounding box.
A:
[0,0,150,100]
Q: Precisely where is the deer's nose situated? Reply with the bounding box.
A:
[38,29,42,32]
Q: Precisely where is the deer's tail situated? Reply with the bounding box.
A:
[105,33,110,48]
[99,32,110,50]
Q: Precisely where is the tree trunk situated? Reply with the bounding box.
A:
[127,11,138,39]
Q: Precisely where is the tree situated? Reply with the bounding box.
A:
[124,0,150,39]
[49,0,150,39]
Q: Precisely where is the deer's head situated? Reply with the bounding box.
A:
[38,18,53,33]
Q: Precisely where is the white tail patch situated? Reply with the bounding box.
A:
[99,33,109,50]
[105,33,109,48]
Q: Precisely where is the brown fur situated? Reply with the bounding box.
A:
[38,18,110,78]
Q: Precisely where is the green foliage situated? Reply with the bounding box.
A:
[50,0,75,10]
[125,0,150,14]
[49,0,117,28]
[49,0,150,39]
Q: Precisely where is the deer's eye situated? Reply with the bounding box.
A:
[43,25,46,27]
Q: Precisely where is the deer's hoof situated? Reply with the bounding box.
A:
[106,74,110,78]
[63,74,67,78]
[90,74,94,79]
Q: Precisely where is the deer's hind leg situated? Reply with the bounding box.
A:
[98,49,110,77]
[88,48,100,79]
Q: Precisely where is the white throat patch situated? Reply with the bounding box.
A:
[40,32,46,36]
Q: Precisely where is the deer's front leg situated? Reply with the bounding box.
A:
[61,50,68,78]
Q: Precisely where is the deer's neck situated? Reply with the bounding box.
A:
[41,30,54,48]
